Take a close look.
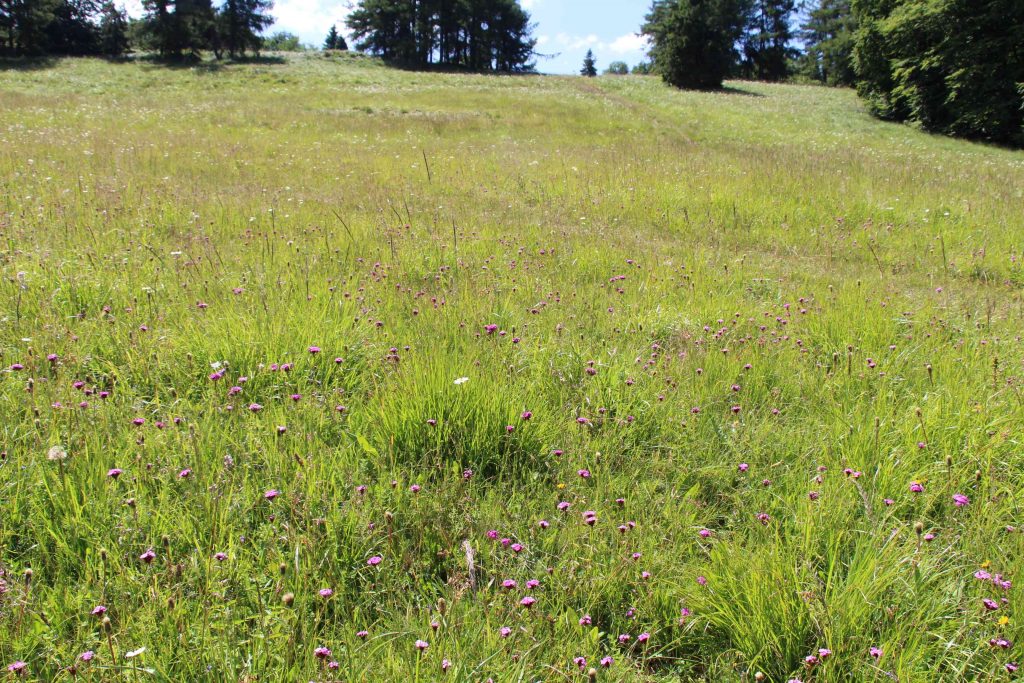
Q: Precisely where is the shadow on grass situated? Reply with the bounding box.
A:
[0,56,61,71]
[720,85,764,97]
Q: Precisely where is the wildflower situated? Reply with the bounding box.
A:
[521,411,532,420]
[314,647,331,659]
[637,633,650,643]
[538,519,549,529]
[329,661,340,671]
[139,549,156,564]
[319,588,333,599]
[600,656,613,668]
[983,598,1000,611]
[699,528,712,538]
[356,630,369,639]
[178,468,192,479]
[579,615,592,626]
[264,489,280,500]
[499,626,512,638]
[214,552,227,562]
[818,648,832,659]
[7,661,27,675]
[952,493,970,507]
[79,651,94,662]
[909,481,924,493]
[415,640,429,652]
[577,469,591,479]
[367,555,382,566]
[738,463,749,472]
[502,579,517,589]
[574,657,587,669]
[92,605,107,616]
[107,468,123,479]
[618,634,631,644]
[557,502,571,511]
[308,346,320,354]
[520,596,536,607]
[410,484,421,493]
[870,646,882,659]
[526,579,540,589]
[697,576,707,586]
[1007,663,1018,673]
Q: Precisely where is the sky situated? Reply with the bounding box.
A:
[267,0,652,75]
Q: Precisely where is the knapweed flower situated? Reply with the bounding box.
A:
[367,555,382,566]
[79,651,94,662]
[178,468,192,479]
[870,646,883,659]
[410,484,421,493]
[579,614,592,626]
[107,468,123,479]
[314,646,331,659]
[537,519,549,529]
[1006,662,1018,673]
[264,489,280,500]
[318,588,333,599]
[139,549,156,564]
[441,658,451,672]
[600,656,613,668]
[573,657,586,669]
[499,626,512,638]
[329,661,339,671]
[618,634,631,644]
[637,632,650,643]
[818,648,832,659]
[738,463,749,472]
[952,493,970,507]
[356,630,369,639]
[526,579,540,589]
[983,598,1000,611]
[7,661,27,675]
[577,469,591,479]
[519,596,536,608]
[557,502,571,511]
[502,579,517,589]
[214,552,227,562]
[415,640,429,652]
[699,528,712,538]
[910,481,924,493]
[91,605,107,616]
[308,346,320,354]
[755,513,771,525]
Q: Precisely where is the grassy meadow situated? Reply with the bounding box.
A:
[1,53,1023,681]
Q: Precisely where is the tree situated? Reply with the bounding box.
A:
[642,0,748,90]
[323,23,339,48]
[1,0,61,55]
[45,0,100,55]
[799,0,856,86]
[218,0,272,57]
[264,30,300,50]
[97,0,129,55]
[580,48,597,76]
[852,0,1024,145]
[605,60,628,75]
[631,60,654,74]
[347,0,536,72]
[740,0,795,81]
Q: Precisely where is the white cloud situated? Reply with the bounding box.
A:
[271,0,353,43]
[552,31,649,56]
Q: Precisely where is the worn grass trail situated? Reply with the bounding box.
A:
[0,54,1022,681]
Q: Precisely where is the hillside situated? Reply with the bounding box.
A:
[1,55,1023,681]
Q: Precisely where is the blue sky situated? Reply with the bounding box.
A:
[121,0,652,74]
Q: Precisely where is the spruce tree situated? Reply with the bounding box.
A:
[741,0,794,81]
[98,0,129,55]
[642,0,748,90]
[580,48,597,77]
[323,23,338,49]
[218,0,272,57]
[800,0,855,86]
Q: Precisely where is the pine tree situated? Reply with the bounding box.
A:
[2,0,60,54]
[347,0,535,72]
[323,23,339,49]
[580,48,597,77]
[800,0,855,86]
[642,0,748,90]
[740,0,795,81]
[98,0,129,55]
[218,0,272,57]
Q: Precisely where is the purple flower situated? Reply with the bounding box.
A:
[870,646,882,659]
[699,528,712,538]
[314,646,331,659]
[7,661,27,675]
[139,549,156,564]
[367,555,382,566]
[499,626,512,638]
[107,468,123,479]
[520,596,536,608]
[600,656,613,668]
[637,632,650,643]
[579,614,592,626]
[415,640,429,652]
[79,651,94,662]
[501,579,517,589]
[983,598,1000,611]
[308,346,321,354]
[952,493,970,507]
[178,468,192,479]
[264,489,280,500]
[441,658,451,672]
[356,630,369,639]
[618,634,631,643]
[91,605,107,616]
[909,481,924,493]
[577,469,591,479]
[573,657,586,669]
[319,588,333,598]
[738,463,749,472]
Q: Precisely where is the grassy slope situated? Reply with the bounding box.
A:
[0,54,1022,681]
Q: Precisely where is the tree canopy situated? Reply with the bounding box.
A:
[346,0,536,72]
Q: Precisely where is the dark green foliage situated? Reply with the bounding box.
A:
[642,0,749,90]
[97,0,129,55]
[580,48,596,77]
[800,0,856,86]
[852,0,1024,145]
[347,0,536,72]
[1,0,60,55]
[323,23,345,49]
[45,0,100,55]
[605,60,628,75]
[264,30,300,50]
[739,0,795,81]
[631,60,654,74]
[217,0,272,57]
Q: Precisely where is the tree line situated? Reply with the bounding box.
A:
[642,0,1023,145]
[346,0,535,73]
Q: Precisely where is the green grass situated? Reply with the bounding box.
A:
[0,53,1022,682]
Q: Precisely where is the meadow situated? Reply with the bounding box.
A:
[0,53,1023,681]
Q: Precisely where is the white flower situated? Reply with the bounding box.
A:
[125,647,146,659]
[454,377,469,385]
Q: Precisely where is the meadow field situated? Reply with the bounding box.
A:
[1,53,1023,681]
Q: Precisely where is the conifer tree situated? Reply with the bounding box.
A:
[580,48,597,77]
